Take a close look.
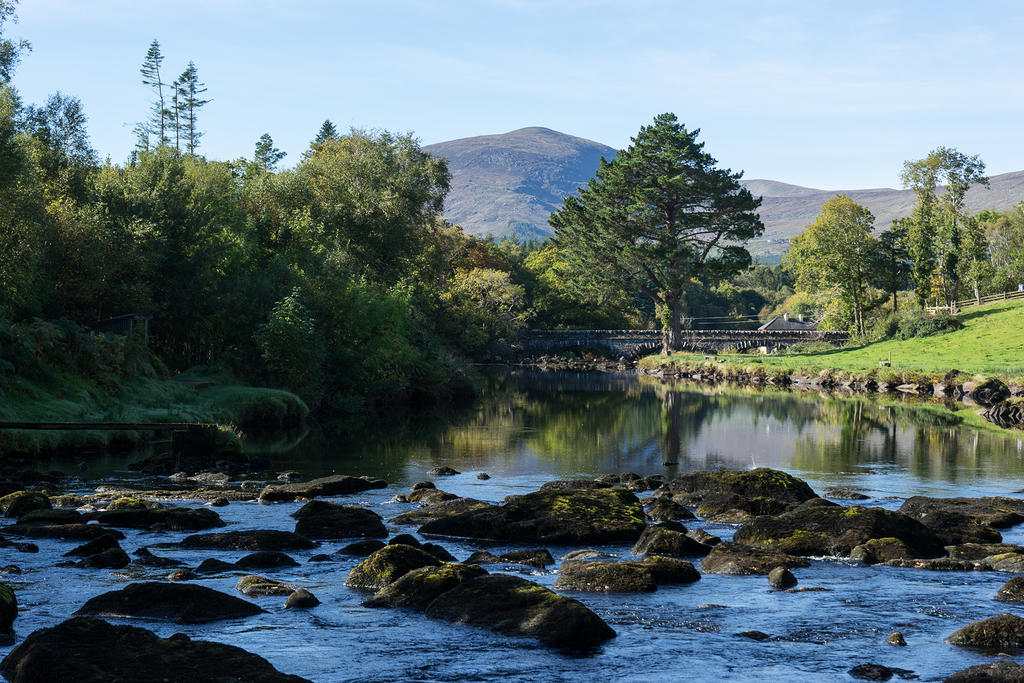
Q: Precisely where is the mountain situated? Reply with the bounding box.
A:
[423,127,615,240]
[425,127,1024,257]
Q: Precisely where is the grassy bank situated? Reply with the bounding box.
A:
[641,299,1024,382]
[0,320,307,454]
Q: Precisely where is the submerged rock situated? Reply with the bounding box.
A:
[291,500,386,539]
[235,551,299,570]
[338,539,387,556]
[258,475,386,503]
[423,574,616,648]
[418,488,646,545]
[180,530,315,551]
[363,563,488,610]
[733,501,944,558]
[284,588,320,609]
[553,560,657,593]
[7,522,124,541]
[700,542,810,576]
[428,466,460,476]
[236,575,297,597]
[885,631,907,646]
[0,617,309,683]
[345,545,442,590]
[947,613,1024,649]
[74,582,264,623]
[195,558,239,574]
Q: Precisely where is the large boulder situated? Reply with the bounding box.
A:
[631,525,711,558]
[423,574,616,648]
[849,538,915,564]
[553,560,656,592]
[0,582,15,629]
[345,545,442,590]
[258,475,386,503]
[180,530,315,551]
[0,491,51,518]
[644,498,697,523]
[663,468,818,505]
[733,501,944,558]
[947,543,1024,560]
[628,556,700,585]
[0,617,309,683]
[995,577,1024,603]
[945,660,1024,682]
[900,496,1024,536]
[700,542,811,575]
[965,378,1012,407]
[947,613,1024,649]
[389,498,493,525]
[6,522,124,541]
[363,563,488,609]
[235,551,299,570]
[291,501,386,539]
[83,506,225,531]
[74,582,264,623]
[418,488,646,544]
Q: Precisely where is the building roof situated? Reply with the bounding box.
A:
[757,315,818,331]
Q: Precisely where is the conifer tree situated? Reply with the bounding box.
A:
[176,61,209,156]
[254,133,285,172]
[139,39,170,147]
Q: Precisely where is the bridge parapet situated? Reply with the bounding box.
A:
[515,329,849,360]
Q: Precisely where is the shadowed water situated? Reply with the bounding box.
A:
[4,368,1024,681]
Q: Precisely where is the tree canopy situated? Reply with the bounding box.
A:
[550,113,763,352]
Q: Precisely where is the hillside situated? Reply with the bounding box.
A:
[425,127,1024,254]
[423,127,615,240]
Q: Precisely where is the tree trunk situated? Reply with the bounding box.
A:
[661,296,682,355]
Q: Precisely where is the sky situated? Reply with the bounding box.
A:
[7,0,1024,189]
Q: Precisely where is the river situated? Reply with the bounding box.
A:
[4,369,1024,681]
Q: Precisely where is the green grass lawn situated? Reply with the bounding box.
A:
[645,299,1024,380]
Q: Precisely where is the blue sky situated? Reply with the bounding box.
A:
[9,0,1024,189]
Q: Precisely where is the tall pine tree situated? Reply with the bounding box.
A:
[176,61,209,156]
[139,39,170,149]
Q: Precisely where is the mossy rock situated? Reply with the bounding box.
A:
[0,617,309,683]
[0,491,51,518]
[85,506,225,531]
[7,522,124,541]
[423,574,616,648]
[947,543,1024,560]
[418,488,646,545]
[645,498,697,523]
[74,582,264,624]
[407,488,460,504]
[180,530,315,551]
[345,545,442,590]
[626,556,700,585]
[363,563,487,609]
[948,613,1024,650]
[883,558,984,572]
[700,542,810,576]
[62,533,122,558]
[500,549,554,568]
[665,468,818,505]
[733,501,944,558]
[850,538,914,564]
[899,496,1024,541]
[0,583,16,630]
[632,525,711,558]
[995,577,1024,603]
[945,661,1024,682]
[984,553,1024,573]
[553,560,657,592]
[105,497,158,511]
[290,500,386,540]
[389,498,494,525]
[694,493,799,523]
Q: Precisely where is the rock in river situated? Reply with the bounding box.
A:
[345,544,442,590]
[423,574,616,649]
[258,474,387,503]
[996,577,1024,603]
[83,506,225,531]
[363,562,488,609]
[631,525,711,558]
[700,542,811,576]
[732,500,944,558]
[0,616,309,683]
[291,500,386,539]
[388,497,493,525]
[0,582,16,630]
[74,582,264,623]
[180,530,316,551]
[418,487,646,545]
[947,613,1024,650]
[945,660,1024,682]
[554,560,657,593]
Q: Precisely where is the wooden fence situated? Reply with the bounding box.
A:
[926,288,1024,314]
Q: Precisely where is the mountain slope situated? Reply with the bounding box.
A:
[423,127,615,240]
[425,128,1024,253]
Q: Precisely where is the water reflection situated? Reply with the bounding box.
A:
[265,369,1024,494]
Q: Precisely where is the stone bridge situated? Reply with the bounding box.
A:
[514,329,850,360]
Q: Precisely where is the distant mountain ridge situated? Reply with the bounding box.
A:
[425,128,1024,256]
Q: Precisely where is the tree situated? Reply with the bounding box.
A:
[314,119,338,146]
[0,0,29,84]
[875,218,911,312]
[139,39,170,148]
[901,147,988,308]
[253,133,286,172]
[980,203,1024,291]
[784,195,878,335]
[175,61,209,156]
[549,113,763,353]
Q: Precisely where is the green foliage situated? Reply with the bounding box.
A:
[550,113,763,352]
[872,308,963,340]
[254,288,324,406]
[0,0,29,84]
[439,267,528,354]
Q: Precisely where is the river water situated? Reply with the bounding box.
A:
[4,369,1024,681]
